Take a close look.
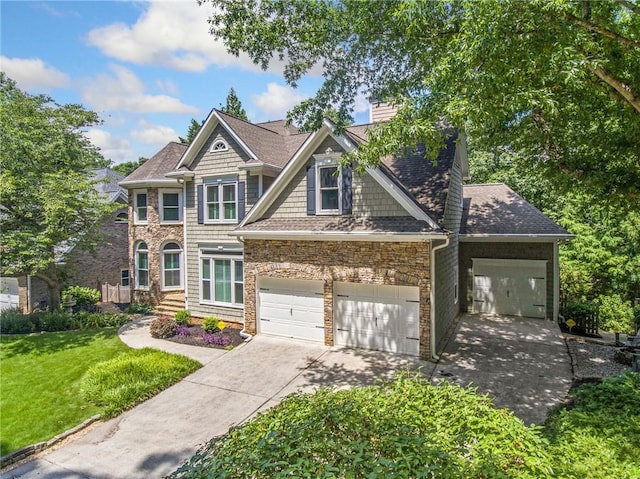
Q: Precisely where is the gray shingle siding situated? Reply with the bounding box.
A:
[433,236,459,352]
[442,147,463,232]
[459,242,554,320]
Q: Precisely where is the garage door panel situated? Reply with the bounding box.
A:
[258,278,325,342]
[472,259,546,319]
[334,282,420,356]
[0,278,20,312]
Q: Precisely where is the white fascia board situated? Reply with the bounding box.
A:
[460,234,575,242]
[119,179,182,188]
[165,170,195,179]
[239,128,323,226]
[230,230,446,242]
[176,108,218,169]
[365,167,440,229]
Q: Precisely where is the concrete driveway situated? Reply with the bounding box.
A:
[432,314,573,425]
[3,327,426,479]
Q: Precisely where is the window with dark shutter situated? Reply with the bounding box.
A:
[306,165,316,215]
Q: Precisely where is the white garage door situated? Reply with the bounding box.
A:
[334,282,420,356]
[472,259,547,318]
[257,277,325,342]
[0,278,20,312]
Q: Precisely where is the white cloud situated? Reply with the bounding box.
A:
[85,0,263,73]
[81,64,199,114]
[131,120,179,147]
[0,56,69,91]
[251,83,308,119]
[86,128,133,164]
[155,79,180,96]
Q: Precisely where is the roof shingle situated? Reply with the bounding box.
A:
[121,142,187,183]
[238,216,438,234]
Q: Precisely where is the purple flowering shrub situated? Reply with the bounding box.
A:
[200,331,232,347]
[176,325,191,337]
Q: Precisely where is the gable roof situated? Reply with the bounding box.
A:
[120,142,187,187]
[461,184,572,238]
[177,109,311,172]
[90,168,127,203]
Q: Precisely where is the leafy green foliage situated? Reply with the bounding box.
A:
[111,157,148,177]
[0,328,130,456]
[562,301,597,334]
[74,311,130,330]
[0,310,130,334]
[0,308,33,334]
[63,286,101,306]
[546,372,640,479]
[150,317,177,339]
[179,118,204,145]
[202,0,640,204]
[219,88,248,121]
[169,374,552,478]
[0,74,116,310]
[127,302,153,314]
[174,309,192,326]
[202,316,225,333]
[80,348,200,418]
[595,294,635,334]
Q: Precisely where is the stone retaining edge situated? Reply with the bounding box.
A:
[0,415,101,469]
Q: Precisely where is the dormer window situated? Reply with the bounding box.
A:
[317,164,340,213]
[306,151,353,216]
[211,140,228,152]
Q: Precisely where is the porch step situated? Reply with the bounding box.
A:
[154,292,185,317]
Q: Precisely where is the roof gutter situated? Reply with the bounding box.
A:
[460,233,574,242]
[228,230,446,242]
[430,235,450,361]
[118,179,183,188]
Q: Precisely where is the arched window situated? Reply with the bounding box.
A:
[135,242,149,289]
[162,242,182,290]
[211,140,228,152]
[115,211,128,223]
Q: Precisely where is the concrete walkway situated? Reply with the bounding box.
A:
[432,314,573,425]
[3,314,571,478]
[3,321,424,479]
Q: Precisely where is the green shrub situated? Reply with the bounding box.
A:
[127,302,153,315]
[595,294,635,333]
[74,311,130,329]
[202,317,226,333]
[169,373,552,479]
[633,305,640,333]
[150,317,177,338]
[80,348,201,417]
[63,286,101,306]
[39,312,75,332]
[174,309,191,326]
[563,300,598,334]
[0,308,34,334]
[546,372,640,478]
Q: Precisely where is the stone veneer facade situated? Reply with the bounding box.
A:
[243,239,434,360]
[129,187,184,305]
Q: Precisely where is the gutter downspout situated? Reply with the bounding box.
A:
[236,235,253,342]
[430,235,451,361]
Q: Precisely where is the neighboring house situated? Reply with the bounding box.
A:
[120,142,188,306]
[1,168,129,312]
[123,102,571,361]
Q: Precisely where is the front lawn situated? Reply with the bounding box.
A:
[0,329,201,457]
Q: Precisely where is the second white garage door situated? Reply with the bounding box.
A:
[334,282,420,356]
[257,277,325,342]
[472,259,547,318]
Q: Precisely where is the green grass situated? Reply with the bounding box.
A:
[0,330,202,457]
[81,348,201,418]
[0,328,130,456]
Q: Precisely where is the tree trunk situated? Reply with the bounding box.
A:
[34,269,62,312]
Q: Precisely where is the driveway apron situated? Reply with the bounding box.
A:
[433,314,573,425]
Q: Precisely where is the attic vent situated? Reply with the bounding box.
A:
[211,140,228,152]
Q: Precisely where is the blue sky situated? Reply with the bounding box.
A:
[1,0,370,164]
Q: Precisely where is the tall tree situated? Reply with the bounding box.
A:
[112,157,149,177]
[0,74,116,310]
[202,0,640,205]
[219,87,249,121]
[179,118,204,145]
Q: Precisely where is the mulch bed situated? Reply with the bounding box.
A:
[164,324,246,350]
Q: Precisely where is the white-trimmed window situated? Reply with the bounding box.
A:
[159,189,182,223]
[205,181,237,222]
[162,242,183,290]
[135,242,149,289]
[211,139,228,152]
[134,190,148,224]
[316,157,341,214]
[200,254,243,307]
[121,269,130,287]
